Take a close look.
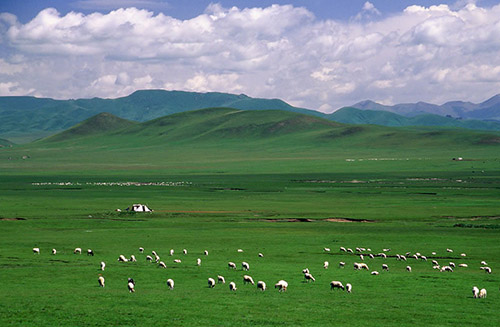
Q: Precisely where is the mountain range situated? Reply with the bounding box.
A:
[0,90,499,143]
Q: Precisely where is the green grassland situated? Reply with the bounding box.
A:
[0,108,499,326]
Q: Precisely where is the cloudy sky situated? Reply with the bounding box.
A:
[1,0,500,112]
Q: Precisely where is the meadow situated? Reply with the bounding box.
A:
[0,109,499,326]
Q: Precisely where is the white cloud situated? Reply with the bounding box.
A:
[1,3,500,109]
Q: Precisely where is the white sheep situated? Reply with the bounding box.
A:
[340,246,346,252]
[382,264,389,271]
[275,280,288,292]
[479,288,487,298]
[243,275,255,285]
[302,268,310,274]
[433,265,440,270]
[33,247,40,254]
[480,267,492,274]
[400,255,407,261]
[324,247,331,252]
[369,254,374,259]
[461,253,466,257]
[100,261,106,271]
[237,249,244,253]
[174,259,181,263]
[371,271,379,275]
[139,247,144,253]
[449,262,455,268]
[378,253,387,259]
[130,255,137,262]
[324,261,329,269]
[183,249,187,255]
[406,266,412,272]
[87,249,94,256]
[339,262,345,268]
[359,254,364,261]
[166,278,174,290]
[383,248,391,252]
[345,283,352,293]
[304,273,315,282]
[74,247,82,254]
[196,258,201,266]
[151,250,158,257]
[228,262,236,269]
[204,250,209,256]
[217,275,225,284]
[412,254,418,260]
[257,281,266,291]
[420,256,427,261]
[347,248,354,253]
[481,261,488,266]
[127,278,135,293]
[258,253,264,257]
[169,249,174,256]
[118,254,128,262]
[98,275,105,287]
[432,260,439,266]
[431,252,437,255]
[229,282,237,291]
[472,286,479,298]
[158,261,167,268]
[242,261,250,271]
[208,278,216,288]
[458,263,468,268]
[440,266,453,272]
[446,248,453,253]
[155,254,160,263]
[146,255,153,262]
[330,281,344,290]
[51,248,56,255]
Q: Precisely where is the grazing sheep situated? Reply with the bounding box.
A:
[257,281,266,291]
[330,281,344,290]
[479,288,487,298]
[183,249,187,255]
[458,263,468,268]
[480,261,488,266]
[139,247,144,253]
[371,271,379,275]
[421,256,427,261]
[472,286,479,298]
[217,275,225,284]
[461,253,466,257]
[340,246,347,252]
[324,261,329,269]
[400,255,407,261]
[127,278,135,293]
[480,267,492,274]
[449,262,455,268]
[369,254,374,259]
[170,249,174,256]
[406,266,412,272]
[151,250,157,257]
[324,247,331,252]
[258,253,264,258]
[158,261,167,268]
[87,249,94,256]
[130,255,137,262]
[208,278,216,288]
[432,260,439,266]
[440,266,453,272]
[118,255,128,262]
[98,275,105,287]
[275,280,288,292]
[229,282,237,291]
[242,262,250,271]
[354,262,369,270]
[100,261,106,271]
[378,253,387,259]
[431,252,437,255]
[412,254,418,260]
[74,248,82,254]
[446,248,453,253]
[228,262,236,269]
[33,247,40,254]
[196,258,201,266]
[302,268,310,274]
[237,249,244,253]
[51,248,56,255]
[347,248,354,253]
[155,255,160,263]
[174,259,181,263]
[146,255,153,262]
[433,265,440,270]
[243,275,255,285]
[383,248,391,252]
[359,254,364,261]
[345,283,352,293]
[166,278,174,290]
[339,262,345,268]
[396,254,401,260]
[204,250,209,256]
[304,273,315,282]
[382,264,389,271]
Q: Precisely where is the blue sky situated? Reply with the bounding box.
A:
[1,0,500,111]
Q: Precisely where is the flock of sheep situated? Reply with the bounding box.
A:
[31,244,493,298]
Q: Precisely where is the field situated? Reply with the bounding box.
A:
[1,109,499,326]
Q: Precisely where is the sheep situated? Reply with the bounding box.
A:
[146,255,153,262]
[479,288,487,298]
[154,255,160,263]
[458,263,468,268]
[166,278,174,290]
[237,249,244,253]
[400,255,407,261]
[449,262,455,268]
[433,265,441,270]
[347,248,354,253]
[258,253,264,258]
[371,271,379,275]
[127,278,135,292]
[242,261,250,271]
[229,282,237,291]
[87,249,94,256]
[446,248,453,253]
[151,250,158,257]
[383,248,391,252]
[432,260,439,266]
[74,248,82,254]
[130,255,137,262]
[340,246,347,252]
[440,266,453,272]
[33,247,40,254]
[217,275,225,284]
[354,262,369,270]
[480,261,488,266]
[100,261,106,271]
[257,281,266,291]
[396,254,401,260]
[431,252,437,255]
[158,261,167,268]
[118,255,128,262]
[183,249,187,255]
[302,268,310,274]
[461,253,467,257]
[204,250,209,256]
[208,278,216,288]
[359,254,364,261]
[345,283,352,293]
[196,258,201,266]
[339,262,345,268]
[243,275,255,285]
[324,247,331,252]
[324,261,329,269]
[406,266,412,272]
[421,256,427,261]
[169,249,174,256]
[330,281,344,290]
[378,253,387,259]
[304,273,316,282]
[174,259,181,263]
[51,248,56,255]
[412,254,418,260]
[139,247,144,253]
[98,275,105,287]
[480,267,492,274]
[228,262,236,269]
[275,280,288,292]
[369,254,374,259]
[472,286,479,298]
[382,264,389,271]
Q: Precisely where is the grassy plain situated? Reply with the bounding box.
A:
[0,109,499,326]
